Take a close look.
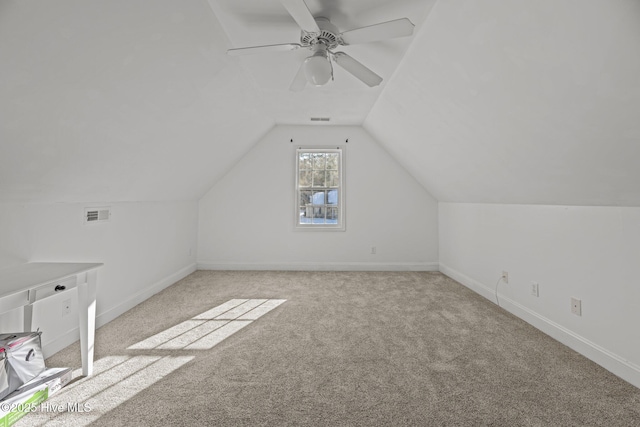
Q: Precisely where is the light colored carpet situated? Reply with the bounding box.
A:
[21,271,640,426]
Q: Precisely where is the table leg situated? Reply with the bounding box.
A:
[78,270,97,376]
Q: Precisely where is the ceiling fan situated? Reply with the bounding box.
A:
[227,0,415,91]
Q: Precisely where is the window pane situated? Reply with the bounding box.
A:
[326,153,339,170]
[327,170,339,187]
[312,153,325,170]
[299,171,311,187]
[299,153,312,170]
[299,207,311,224]
[312,191,325,205]
[327,207,338,223]
[300,191,312,206]
[295,149,342,230]
[312,170,326,187]
[312,206,326,223]
[327,190,338,206]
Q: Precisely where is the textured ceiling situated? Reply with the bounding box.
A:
[2,0,640,206]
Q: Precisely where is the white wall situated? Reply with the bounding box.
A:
[0,200,198,356]
[439,202,640,388]
[198,125,439,270]
[0,205,30,268]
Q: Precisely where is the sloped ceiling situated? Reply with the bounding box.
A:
[0,0,274,203]
[207,0,434,124]
[0,0,433,203]
[365,0,640,206]
[2,0,639,206]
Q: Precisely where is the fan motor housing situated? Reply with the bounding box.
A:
[300,17,340,49]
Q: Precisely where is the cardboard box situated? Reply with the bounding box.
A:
[0,367,73,427]
[0,384,48,427]
[8,368,72,398]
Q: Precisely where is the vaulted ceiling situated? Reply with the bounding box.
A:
[1,0,639,206]
[364,0,640,206]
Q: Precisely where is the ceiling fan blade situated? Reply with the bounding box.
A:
[280,0,320,34]
[227,43,301,56]
[290,61,308,91]
[332,52,382,87]
[340,18,415,45]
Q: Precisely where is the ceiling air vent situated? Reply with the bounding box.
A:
[310,117,330,122]
[84,207,111,224]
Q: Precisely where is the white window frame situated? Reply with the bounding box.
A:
[294,146,345,231]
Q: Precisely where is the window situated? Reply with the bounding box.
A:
[295,147,345,230]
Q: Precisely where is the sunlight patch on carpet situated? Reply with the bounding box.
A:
[15,299,286,427]
[192,299,248,320]
[157,320,229,350]
[126,299,286,351]
[20,356,193,427]
[214,299,267,320]
[237,299,286,320]
[127,320,206,350]
[184,320,252,350]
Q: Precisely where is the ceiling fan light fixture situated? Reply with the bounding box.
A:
[303,49,332,86]
[227,1,416,90]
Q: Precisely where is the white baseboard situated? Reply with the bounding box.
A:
[439,262,640,389]
[439,263,498,303]
[43,262,197,358]
[197,261,439,272]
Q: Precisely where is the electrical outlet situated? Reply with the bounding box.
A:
[501,271,509,284]
[62,299,72,317]
[531,282,539,297]
[571,297,582,316]
[371,246,376,255]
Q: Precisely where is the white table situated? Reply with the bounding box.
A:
[0,262,102,377]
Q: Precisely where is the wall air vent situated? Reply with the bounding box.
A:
[310,117,330,122]
[84,207,111,224]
